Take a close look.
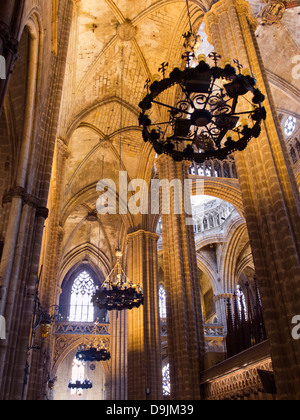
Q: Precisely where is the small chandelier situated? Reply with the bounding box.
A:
[91,249,144,311]
[75,322,111,362]
[138,52,266,163]
[76,344,110,362]
[68,379,93,390]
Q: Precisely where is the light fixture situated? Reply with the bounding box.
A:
[75,345,110,362]
[32,305,59,339]
[75,322,111,362]
[139,53,266,163]
[39,312,52,340]
[138,0,266,163]
[68,379,93,390]
[91,42,143,312]
[91,249,144,311]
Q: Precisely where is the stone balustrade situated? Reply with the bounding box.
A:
[188,157,238,179]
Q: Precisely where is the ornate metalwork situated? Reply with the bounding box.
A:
[92,250,144,311]
[75,345,110,362]
[68,379,93,390]
[139,53,266,164]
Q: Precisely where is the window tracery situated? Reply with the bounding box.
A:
[285,116,296,137]
[69,271,95,323]
[162,364,171,396]
[159,284,167,320]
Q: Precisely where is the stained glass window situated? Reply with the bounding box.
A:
[69,271,95,322]
[285,116,296,137]
[162,364,171,396]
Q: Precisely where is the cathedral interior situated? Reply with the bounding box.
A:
[0,0,300,401]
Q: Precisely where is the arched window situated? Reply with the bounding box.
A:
[69,271,95,322]
[59,266,107,323]
[159,284,167,320]
[162,364,171,396]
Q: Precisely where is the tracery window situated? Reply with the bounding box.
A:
[162,364,171,396]
[159,284,167,320]
[285,116,296,137]
[69,271,95,322]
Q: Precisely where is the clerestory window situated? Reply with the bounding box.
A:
[69,271,95,323]
[59,266,107,324]
[162,364,171,396]
[159,284,167,320]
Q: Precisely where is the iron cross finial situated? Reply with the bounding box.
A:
[208,52,222,67]
[158,62,169,79]
[144,78,151,91]
[182,51,195,68]
[233,59,243,74]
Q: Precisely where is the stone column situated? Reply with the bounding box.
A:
[0,0,74,400]
[126,230,162,400]
[110,311,127,400]
[155,155,206,400]
[204,0,300,399]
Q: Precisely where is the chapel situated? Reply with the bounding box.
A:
[0,0,300,401]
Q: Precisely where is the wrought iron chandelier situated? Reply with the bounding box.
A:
[75,322,111,362]
[68,379,93,390]
[138,0,266,163]
[91,46,144,313]
[91,249,144,311]
[139,52,266,163]
[75,344,110,362]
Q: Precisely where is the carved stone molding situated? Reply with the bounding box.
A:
[203,358,274,400]
[56,138,70,159]
[2,186,49,219]
[54,321,110,336]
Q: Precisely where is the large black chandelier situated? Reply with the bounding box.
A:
[91,249,144,311]
[139,51,266,163]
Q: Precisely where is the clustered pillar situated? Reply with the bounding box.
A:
[0,0,74,400]
[155,155,206,400]
[204,0,300,399]
[126,230,162,400]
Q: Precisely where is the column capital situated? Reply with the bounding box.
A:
[126,229,160,243]
[2,186,49,219]
[214,293,234,303]
[206,0,253,16]
[154,155,191,182]
[204,0,258,44]
[56,137,70,159]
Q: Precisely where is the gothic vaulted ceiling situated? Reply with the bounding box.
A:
[55,0,300,277]
[57,0,208,275]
